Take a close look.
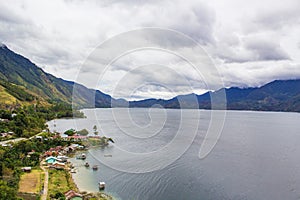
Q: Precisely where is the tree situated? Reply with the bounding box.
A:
[15,128,23,137]
[93,125,98,135]
[64,129,76,136]
[0,180,17,200]
[54,192,66,200]
[77,128,89,136]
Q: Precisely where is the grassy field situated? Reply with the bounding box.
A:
[19,169,43,194]
[0,85,17,105]
[48,169,78,199]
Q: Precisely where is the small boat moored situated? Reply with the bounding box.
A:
[92,165,98,170]
[99,182,105,190]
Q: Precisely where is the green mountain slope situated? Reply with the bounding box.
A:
[0,44,112,107]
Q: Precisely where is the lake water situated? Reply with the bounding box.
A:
[48,108,300,200]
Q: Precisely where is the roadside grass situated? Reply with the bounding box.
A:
[48,169,78,198]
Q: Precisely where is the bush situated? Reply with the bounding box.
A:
[54,192,66,199]
[77,128,89,136]
[64,129,76,136]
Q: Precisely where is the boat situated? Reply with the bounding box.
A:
[84,162,90,167]
[70,169,76,173]
[76,153,86,160]
[104,154,112,157]
[92,165,98,170]
[57,155,69,162]
[99,182,105,190]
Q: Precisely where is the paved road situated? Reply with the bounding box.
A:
[0,137,27,145]
[0,132,44,146]
[40,163,49,200]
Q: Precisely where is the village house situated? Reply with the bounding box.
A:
[0,131,14,137]
[1,143,12,147]
[26,150,36,158]
[50,161,66,169]
[43,151,54,157]
[45,156,58,164]
[57,155,69,162]
[0,132,8,137]
[21,167,32,173]
[65,135,88,142]
[70,143,84,150]
[63,145,76,154]
[34,135,43,141]
[0,118,9,122]
[64,190,82,200]
[43,146,64,157]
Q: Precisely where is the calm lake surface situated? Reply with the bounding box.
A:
[48,108,300,200]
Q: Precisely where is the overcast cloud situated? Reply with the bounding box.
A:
[0,0,300,100]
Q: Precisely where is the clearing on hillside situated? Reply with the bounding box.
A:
[19,169,43,194]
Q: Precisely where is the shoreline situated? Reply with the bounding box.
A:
[46,112,116,200]
[67,151,115,200]
[79,107,300,114]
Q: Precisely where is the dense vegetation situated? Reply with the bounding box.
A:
[0,104,84,140]
[0,80,34,102]
[0,45,112,200]
[0,134,78,199]
[0,44,113,108]
[0,105,112,199]
[48,170,77,199]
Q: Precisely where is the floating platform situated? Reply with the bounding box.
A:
[92,165,98,170]
[99,182,105,190]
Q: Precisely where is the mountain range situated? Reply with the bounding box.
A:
[1,44,300,112]
[0,44,112,108]
[130,80,300,112]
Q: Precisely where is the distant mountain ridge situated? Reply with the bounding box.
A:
[1,44,300,112]
[130,79,300,112]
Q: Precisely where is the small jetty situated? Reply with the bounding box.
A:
[76,153,86,160]
[84,162,90,167]
[92,165,98,170]
[99,182,105,190]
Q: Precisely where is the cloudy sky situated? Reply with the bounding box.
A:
[1,0,300,100]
